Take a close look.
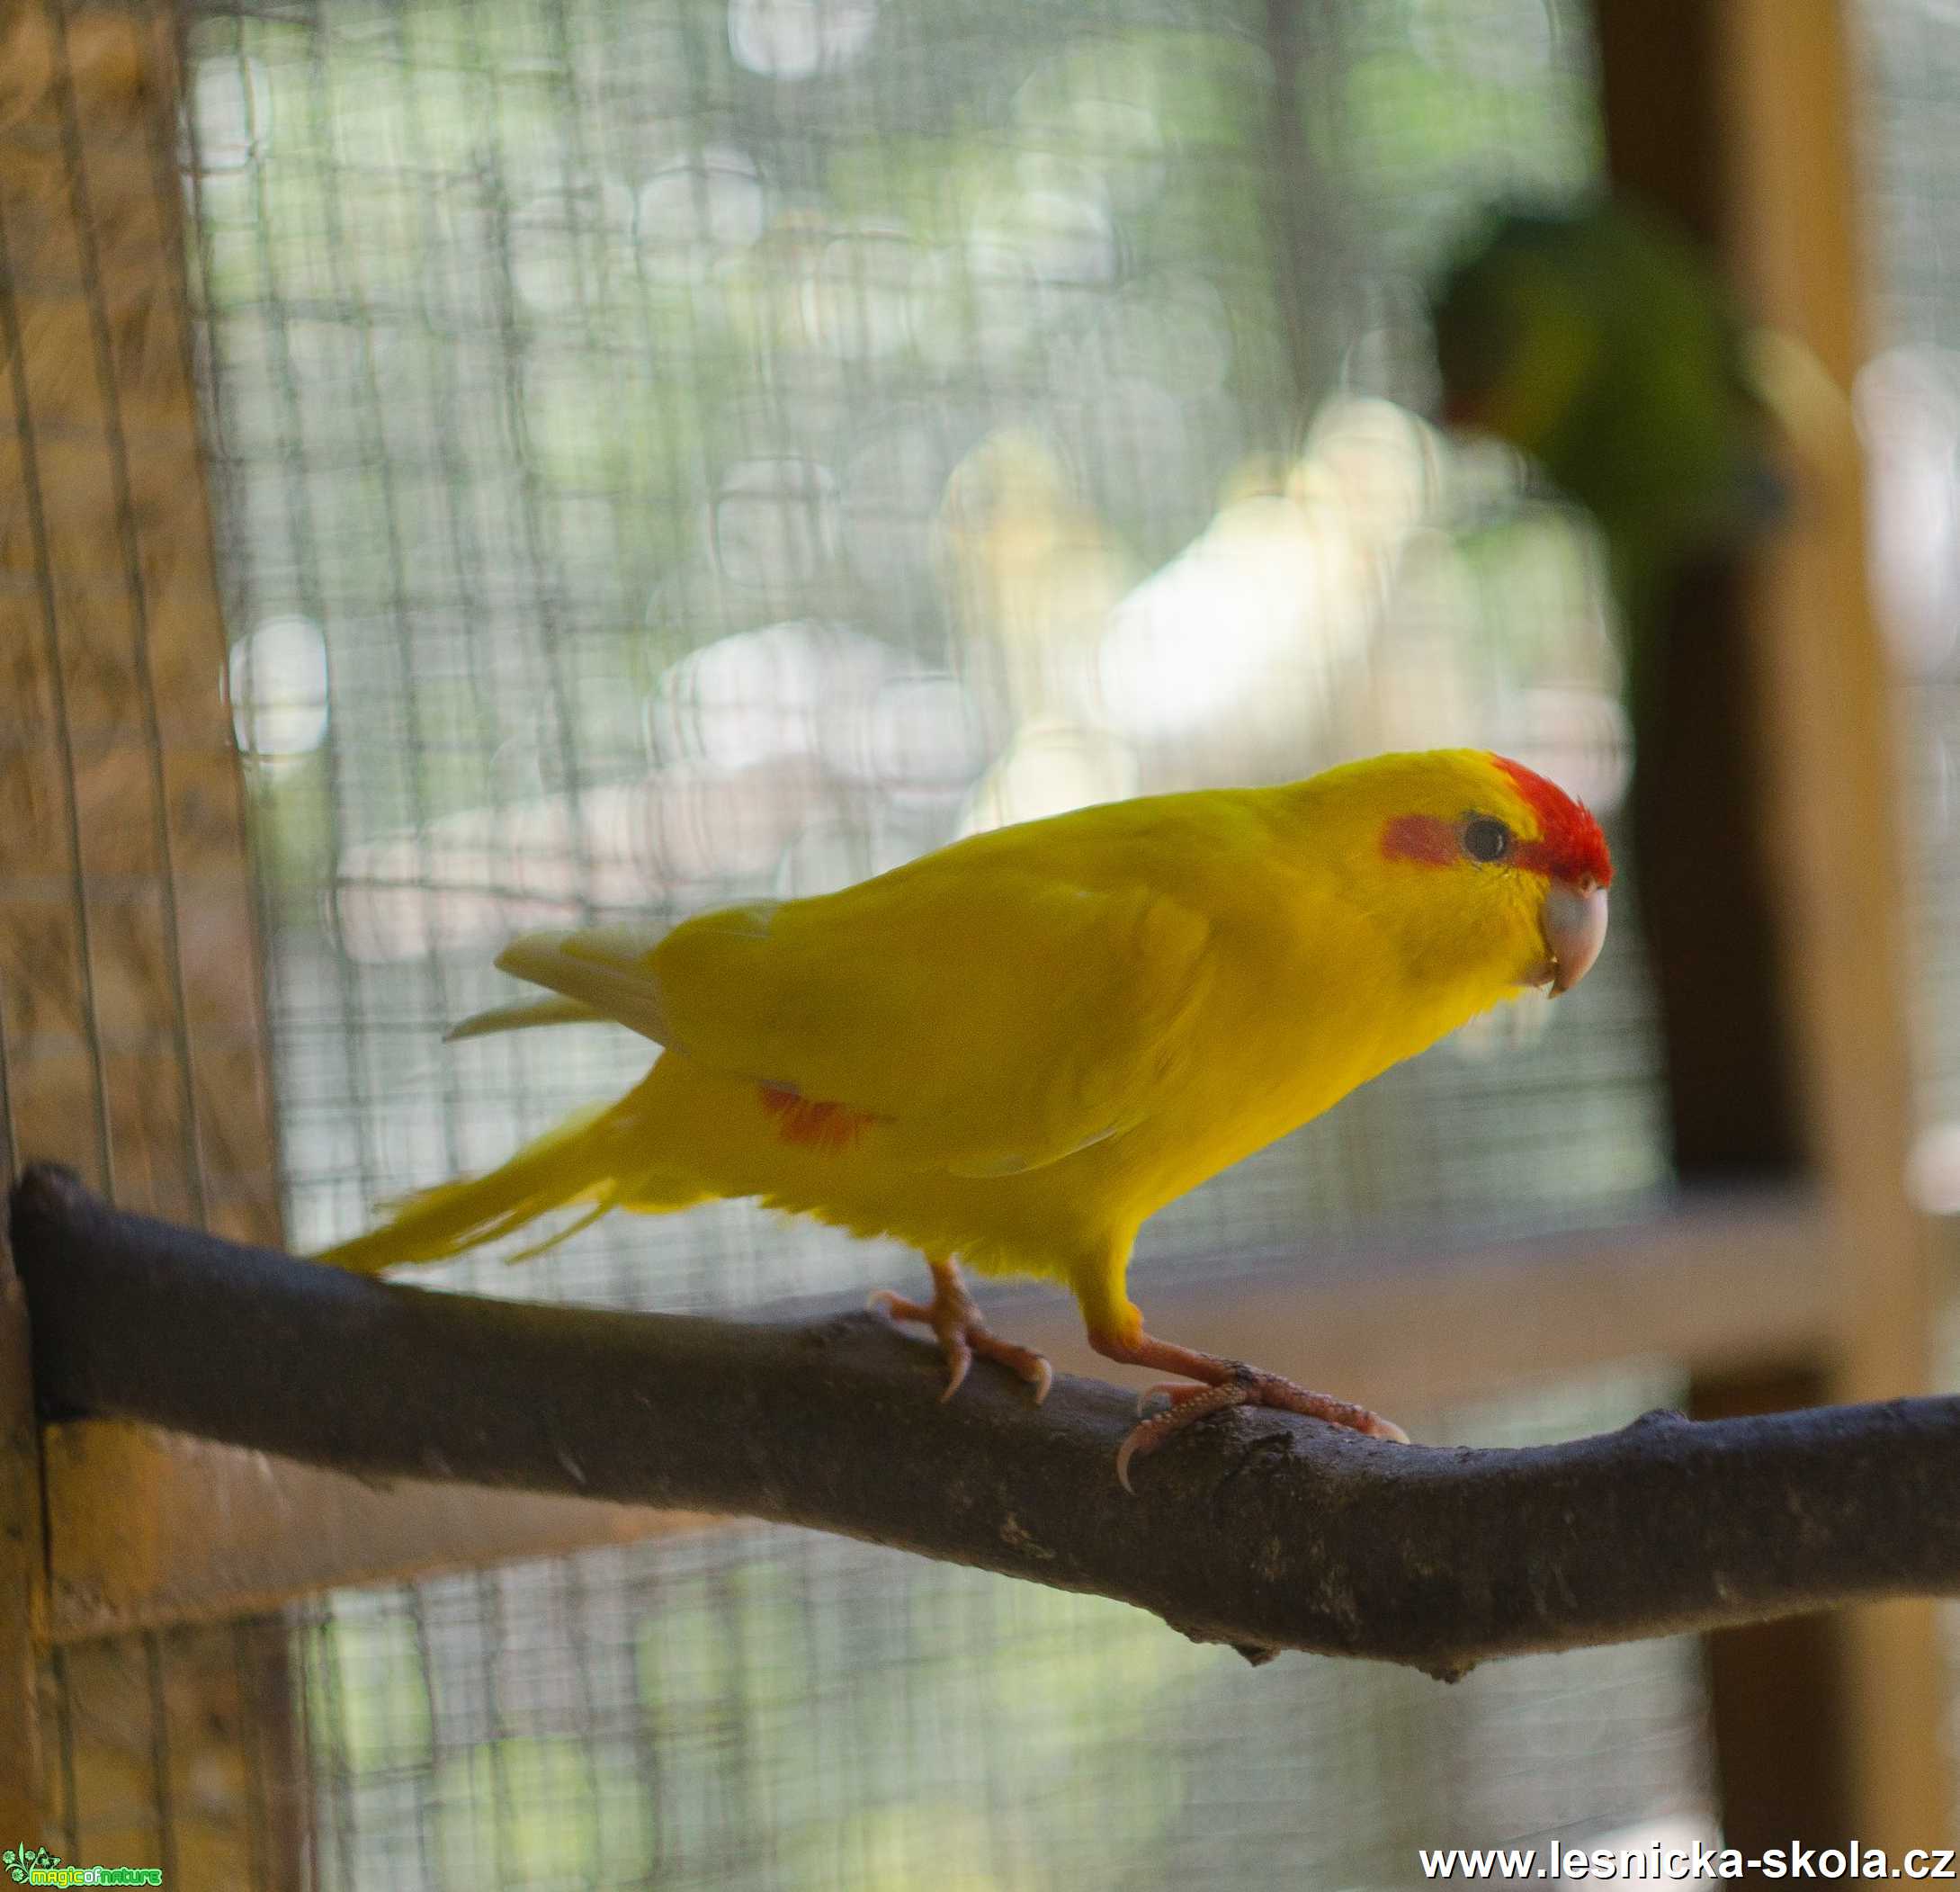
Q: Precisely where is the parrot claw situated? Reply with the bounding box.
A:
[939,1334,971,1403]
[1112,1361,1410,1493]
[871,1260,1053,1408]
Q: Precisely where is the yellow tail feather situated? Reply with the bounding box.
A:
[316,1099,638,1274]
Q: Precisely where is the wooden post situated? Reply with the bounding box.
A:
[1593,0,1949,1852]
[1718,0,1950,1846]
[0,1240,46,1828]
[0,0,299,1867]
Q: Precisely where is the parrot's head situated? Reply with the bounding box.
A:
[1319,749,1612,1005]
[1429,208,1609,462]
[1431,198,1783,580]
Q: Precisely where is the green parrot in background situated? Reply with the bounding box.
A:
[1430,194,1853,1178]
[1428,196,1795,714]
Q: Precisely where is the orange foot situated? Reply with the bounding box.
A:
[1090,1330,1409,1493]
[870,1257,1053,1405]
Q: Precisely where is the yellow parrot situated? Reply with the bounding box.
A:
[318,749,1611,1486]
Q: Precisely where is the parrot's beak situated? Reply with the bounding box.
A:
[1542,878,1608,995]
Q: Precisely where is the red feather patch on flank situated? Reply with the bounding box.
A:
[1493,756,1614,888]
[758,1083,877,1152]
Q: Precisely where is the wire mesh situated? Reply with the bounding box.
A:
[187,0,1659,1314]
[37,1619,309,1888]
[175,0,1716,1881]
[1858,0,1960,1183]
[1851,0,1960,1827]
[279,1368,1710,1892]
[0,0,297,1875]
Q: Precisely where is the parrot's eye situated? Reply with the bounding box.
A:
[1462,816,1513,865]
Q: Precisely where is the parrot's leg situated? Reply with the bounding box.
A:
[1087,1330,1409,1493]
[869,1257,1053,1405]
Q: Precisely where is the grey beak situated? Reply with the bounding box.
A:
[1544,880,1608,995]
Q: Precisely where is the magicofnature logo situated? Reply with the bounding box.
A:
[2,1847,161,1887]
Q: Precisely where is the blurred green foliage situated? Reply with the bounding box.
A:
[193,0,1595,902]
[192,4,1713,1887]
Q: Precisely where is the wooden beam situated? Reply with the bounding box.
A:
[17,1168,1960,1679]
[43,1424,699,1645]
[1689,1365,1854,1855]
[0,1242,47,1827]
[1596,0,1949,1851]
[40,1187,1828,1639]
[0,0,300,1866]
[1595,0,1808,1181]
[1083,1188,1830,1414]
[1718,0,1950,1844]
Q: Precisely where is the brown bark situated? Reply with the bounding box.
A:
[12,1163,1960,1680]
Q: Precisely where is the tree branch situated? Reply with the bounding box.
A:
[9,1163,1958,1678]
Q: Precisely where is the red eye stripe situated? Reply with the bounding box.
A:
[1492,756,1613,888]
[1380,813,1460,865]
[1378,759,1613,886]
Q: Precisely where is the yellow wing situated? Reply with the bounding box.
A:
[471,849,1216,1179]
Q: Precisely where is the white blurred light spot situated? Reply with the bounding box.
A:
[640,760,814,883]
[1498,686,1633,816]
[1410,0,1554,84]
[1071,379,1190,500]
[728,0,877,79]
[1910,1121,1960,1214]
[1295,395,1441,542]
[649,628,984,798]
[647,621,888,772]
[1553,1812,1724,1886]
[1060,97,1165,210]
[1369,657,1630,818]
[962,724,1136,834]
[802,229,917,358]
[1096,398,1445,762]
[1006,184,1117,286]
[711,457,841,588]
[1087,282,1231,396]
[510,175,635,315]
[509,218,582,319]
[774,817,903,898]
[855,673,990,795]
[1920,718,1956,841]
[1098,502,1329,740]
[842,423,953,595]
[333,758,834,963]
[1856,345,1960,677]
[913,240,1037,369]
[190,54,271,172]
[1011,43,1167,211]
[1450,984,1554,1062]
[229,615,328,763]
[636,148,767,273]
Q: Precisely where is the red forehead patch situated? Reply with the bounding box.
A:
[1493,756,1613,887]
